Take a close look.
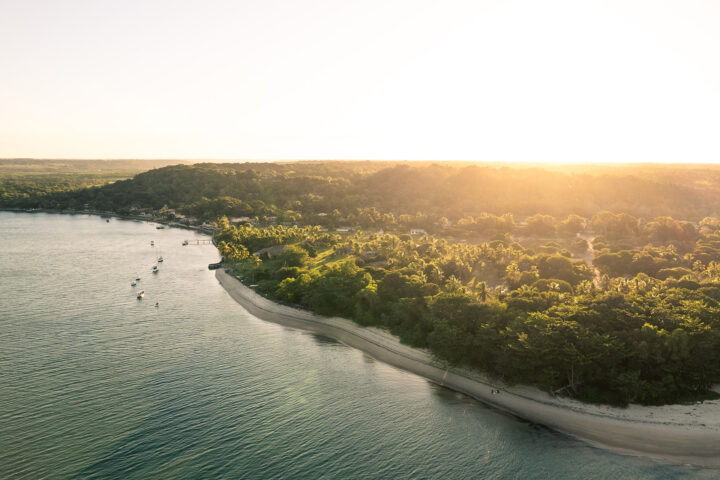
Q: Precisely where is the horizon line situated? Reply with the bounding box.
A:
[3,158,720,167]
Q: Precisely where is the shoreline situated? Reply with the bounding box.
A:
[216,268,720,467]
[0,207,213,234]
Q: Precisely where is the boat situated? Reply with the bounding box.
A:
[182,240,188,246]
[156,225,165,229]
[150,240,155,246]
[136,276,141,281]
[152,265,159,273]
[158,256,164,262]
[131,280,137,286]
[137,290,145,299]
[155,302,159,308]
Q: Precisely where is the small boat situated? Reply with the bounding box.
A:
[137,290,145,299]
[150,240,155,246]
[182,240,188,246]
[152,265,159,273]
[156,225,165,229]
[155,302,159,308]
[131,281,137,286]
[136,276,141,281]
[158,256,164,263]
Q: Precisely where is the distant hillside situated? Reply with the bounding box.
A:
[11,162,719,221]
[0,159,191,207]
[0,158,191,175]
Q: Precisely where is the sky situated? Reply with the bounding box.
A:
[1,0,720,163]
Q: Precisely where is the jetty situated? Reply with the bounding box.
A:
[182,239,212,246]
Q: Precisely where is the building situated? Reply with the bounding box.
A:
[229,216,254,224]
[410,228,427,235]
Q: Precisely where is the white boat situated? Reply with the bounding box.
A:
[152,265,159,273]
[136,276,141,281]
[150,240,155,246]
[131,281,137,286]
[158,256,164,263]
[137,290,145,299]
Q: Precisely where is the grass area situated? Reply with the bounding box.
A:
[308,248,347,273]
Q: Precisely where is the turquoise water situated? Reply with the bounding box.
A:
[0,212,716,479]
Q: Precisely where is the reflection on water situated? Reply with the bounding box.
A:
[311,334,341,346]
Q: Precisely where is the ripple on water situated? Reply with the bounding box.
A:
[0,212,718,480]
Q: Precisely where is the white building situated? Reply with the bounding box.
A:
[229,216,254,224]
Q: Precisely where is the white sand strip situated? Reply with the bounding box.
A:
[216,269,720,467]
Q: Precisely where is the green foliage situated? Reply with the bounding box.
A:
[218,221,720,406]
[8,161,720,224]
[525,214,557,236]
[558,214,586,237]
[9,160,720,407]
[274,245,309,268]
[0,159,187,209]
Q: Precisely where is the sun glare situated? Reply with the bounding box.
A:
[1,0,719,162]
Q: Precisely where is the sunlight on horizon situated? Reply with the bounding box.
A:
[2,0,720,163]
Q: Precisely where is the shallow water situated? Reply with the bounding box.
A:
[0,212,716,479]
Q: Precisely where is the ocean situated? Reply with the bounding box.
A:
[0,212,714,479]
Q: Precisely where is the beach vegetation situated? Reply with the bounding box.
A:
[7,160,720,406]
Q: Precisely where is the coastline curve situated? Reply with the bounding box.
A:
[216,269,720,467]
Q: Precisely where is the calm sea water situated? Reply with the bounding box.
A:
[0,212,716,479]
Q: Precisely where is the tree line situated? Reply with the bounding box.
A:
[5,161,720,406]
[216,219,720,406]
[5,162,720,223]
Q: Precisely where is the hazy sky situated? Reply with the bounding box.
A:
[2,0,720,162]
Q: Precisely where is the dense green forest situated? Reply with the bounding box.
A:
[0,159,189,207]
[215,220,720,407]
[3,161,720,221]
[4,161,720,406]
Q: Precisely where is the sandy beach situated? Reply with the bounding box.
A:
[216,269,720,467]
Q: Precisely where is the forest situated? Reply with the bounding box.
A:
[3,161,720,221]
[4,160,720,406]
[215,218,720,406]
[0,159,188,207]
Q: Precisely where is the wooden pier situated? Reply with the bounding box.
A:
[182,239,213,245]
